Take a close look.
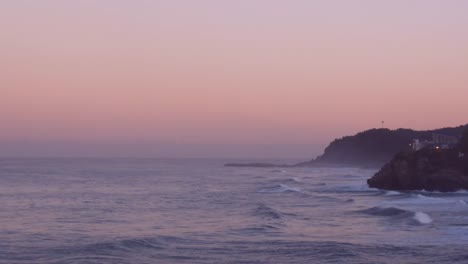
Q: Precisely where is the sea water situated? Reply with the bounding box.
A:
[1,158,468,263]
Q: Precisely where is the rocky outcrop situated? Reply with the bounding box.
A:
[367,148,468,192]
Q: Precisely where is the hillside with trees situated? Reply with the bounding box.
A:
[297,124,468,167]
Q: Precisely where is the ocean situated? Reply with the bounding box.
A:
[1,158,468,264]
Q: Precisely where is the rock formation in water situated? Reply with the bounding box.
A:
[367,129,468,192]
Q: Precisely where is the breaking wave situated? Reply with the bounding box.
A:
[384,191,401,196]
[414,194,445,202]
[257,184,300,193]
[253,204,283,220]
[288,177,302,183]
[414,212,433,224]
[358,206,413,217]
[357,206,433,225]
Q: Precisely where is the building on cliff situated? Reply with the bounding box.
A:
[411,133,460,151]
[411,139,429,151]
[432,133,460,148]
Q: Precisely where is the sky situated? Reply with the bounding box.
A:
[1,0,467,158]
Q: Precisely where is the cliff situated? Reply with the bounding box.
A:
[367,129,468,192]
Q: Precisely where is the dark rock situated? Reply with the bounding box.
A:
[367,148,468,192]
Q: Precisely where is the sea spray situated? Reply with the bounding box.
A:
[414,212,433,224]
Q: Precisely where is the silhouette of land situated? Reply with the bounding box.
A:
[225,124,468,168]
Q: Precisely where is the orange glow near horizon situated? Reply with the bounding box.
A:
[1,1,467,157]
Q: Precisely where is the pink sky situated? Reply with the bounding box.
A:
[1,1,467,158]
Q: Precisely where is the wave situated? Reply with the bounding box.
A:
[381,193,466,207]
[253,204,283,220]
[268,177,303,184]
[271,169,287,173]
[257,184,300,193]
[357,206,432,225]
[384,191,402,196]
[397,194,458,205]
[358,206,413,217]
[317,184,376,194]
[383,193,454,205]
[414,194,445,202]
[233,225,280,233]
[17,238,467,264]
[414,212,433,224]
[419,189,468,195]
[28,236,210,264]
[78,236,191,252]
[414,194,468,204]
[286,177,302,183]
[305,194,351,203]
[228,224,285,237]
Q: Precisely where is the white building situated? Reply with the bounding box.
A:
[411,133,460,151]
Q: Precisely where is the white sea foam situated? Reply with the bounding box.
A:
[414,212,433,224]
[291,177,302,183]
[414,194,446,203]
[258,184,300,193]
[276,184,300,193]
